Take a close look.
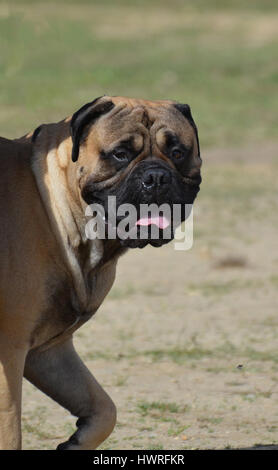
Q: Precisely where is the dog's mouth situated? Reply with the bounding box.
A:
[83,165,199,249]
[89,207,184,249]
[120,213,172,249]
[136,214,170,230]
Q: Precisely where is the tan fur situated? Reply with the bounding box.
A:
[0,96,200,449]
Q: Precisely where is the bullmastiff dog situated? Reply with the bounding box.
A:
[0,96,201,449]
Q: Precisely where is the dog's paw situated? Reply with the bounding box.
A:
[56,435,80,450]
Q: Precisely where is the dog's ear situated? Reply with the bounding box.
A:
[31,125,44,143]
[174,103,200,157]
[71,96,115,162]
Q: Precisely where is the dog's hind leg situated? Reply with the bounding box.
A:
[0,333,27,449]
[24,337,116,450]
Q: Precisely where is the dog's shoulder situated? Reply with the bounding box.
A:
[0,135,33,175]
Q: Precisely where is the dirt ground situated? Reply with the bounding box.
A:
[22,142,278,450]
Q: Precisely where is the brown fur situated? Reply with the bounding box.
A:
[0,96,200,449]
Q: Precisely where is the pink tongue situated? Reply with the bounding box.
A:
[136,215,170,230]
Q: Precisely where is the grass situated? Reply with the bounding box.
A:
[0,0,277,149]
[137,401,188,416]
[108,284,168,300]
[84,342,278,365]
[21,406,60,442]
[168,425,190,437]
[114,375,128,387]
[107,273,272,302]
[187,279,261,297]
[107,284,136,299]
[270,275,278,286]
[198,417,223,425]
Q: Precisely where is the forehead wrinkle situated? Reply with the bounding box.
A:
[94,107,151,150]
[111,102,172,131]
[110,96,174,108]
[107,105,145,129]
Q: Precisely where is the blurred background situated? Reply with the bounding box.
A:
[1,0,278,450]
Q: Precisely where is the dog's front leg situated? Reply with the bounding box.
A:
[0,333,27,449]
[24,337,116,450]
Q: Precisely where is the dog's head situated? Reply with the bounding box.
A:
[71,96,202,248]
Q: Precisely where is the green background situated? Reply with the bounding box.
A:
[0,0,277,148]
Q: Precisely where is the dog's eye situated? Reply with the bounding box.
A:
[112,151,128,162]
[172,148,184,159]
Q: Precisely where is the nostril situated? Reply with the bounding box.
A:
[156,169,170,186]
[142,172,155,188]
[142,168,171,189]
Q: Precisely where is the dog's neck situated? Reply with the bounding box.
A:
[31,119,124,309]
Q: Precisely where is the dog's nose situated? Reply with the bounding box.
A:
[142,168,171,190]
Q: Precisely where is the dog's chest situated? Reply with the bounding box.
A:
[31,262,116,350]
